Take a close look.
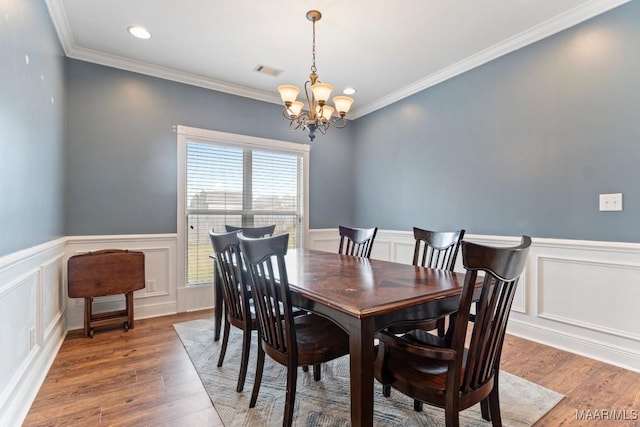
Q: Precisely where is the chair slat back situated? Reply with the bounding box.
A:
[451,236,531,394]
[225,224,276,238]
[338,225,378,258]
[209,231,250,323]
[239,234,295,359]
[412,228,465,271]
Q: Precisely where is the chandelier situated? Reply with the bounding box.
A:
[277,10,354,142]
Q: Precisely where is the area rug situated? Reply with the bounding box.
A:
[174,318,563,426]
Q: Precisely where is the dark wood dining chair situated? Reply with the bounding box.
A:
[338,225,378,258]
[210,225,275,342]
[238,233,349,427]
[382,227,466,399]
[392,227,466,337]
[374,236,531,427]
[225,224,276,238]
[413,227,465,271]
[209,230,256,393]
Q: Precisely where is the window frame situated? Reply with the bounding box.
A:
[176,125,310,290]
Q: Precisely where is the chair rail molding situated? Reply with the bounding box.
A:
[308,228,640,373]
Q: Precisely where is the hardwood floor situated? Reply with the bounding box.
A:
[24,310,640,426]
[501,336,640,426]
[24,310,222,427]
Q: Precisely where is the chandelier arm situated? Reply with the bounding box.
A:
[281,108,294,120]
[297,111,310,122]
[289,120,304,131]
[326,117,348,129]
[282,106,310,123]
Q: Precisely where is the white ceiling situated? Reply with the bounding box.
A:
[46,0,628,118]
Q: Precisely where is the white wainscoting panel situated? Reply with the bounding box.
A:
[42,255,65,339]
[307,230,340,253]
[308,229,640,372]
[537,256,640,341]
[0,238,67,427]
[0,271,38,400]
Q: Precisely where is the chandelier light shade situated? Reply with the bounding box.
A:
[278,10,354,142]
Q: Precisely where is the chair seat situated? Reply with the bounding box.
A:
[377,338,469,396]
[227,311,258,330]
[294,314,349,365]
[402,329,450,347]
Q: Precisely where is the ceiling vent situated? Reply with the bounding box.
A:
[254,64,284,77]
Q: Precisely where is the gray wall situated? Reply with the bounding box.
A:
[352,1,640,242]
[0,0,65,257]
[5,1,638,254]
[65,60,354,235]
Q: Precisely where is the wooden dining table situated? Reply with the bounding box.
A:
[282,248,468,427]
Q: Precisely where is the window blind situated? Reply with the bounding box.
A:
[185,140,303,285]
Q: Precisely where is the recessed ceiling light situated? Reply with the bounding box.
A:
[343,87,357,95]
[128,26,151,40]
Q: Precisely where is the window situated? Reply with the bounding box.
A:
[177,126,309,286]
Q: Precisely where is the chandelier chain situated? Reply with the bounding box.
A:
[311,18,317,73]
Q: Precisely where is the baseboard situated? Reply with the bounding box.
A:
[65,300,181,331]
[508,319,640,373]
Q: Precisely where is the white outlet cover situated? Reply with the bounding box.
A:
[599,193,623,211]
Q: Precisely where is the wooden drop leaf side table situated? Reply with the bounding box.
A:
[67,249,145,337]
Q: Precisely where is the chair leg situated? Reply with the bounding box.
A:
[313,363,321,381]
[283,363,298,427]
[213,276,224,341]
[480,399,491,421]
[445,411,460,427]
[488,382,502,426]
[217,317,231,367]
[444,396,460,427]
[236,328,252,392]
[249,345,265,408]
[382,385,391,397]
[413,399,423,412]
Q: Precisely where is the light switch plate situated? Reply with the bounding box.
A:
[599,193,623,211]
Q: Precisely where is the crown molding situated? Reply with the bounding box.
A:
[46,0,630,119]
[350,0,631,118]
[66,45,282,105]
[45,0,74,53]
